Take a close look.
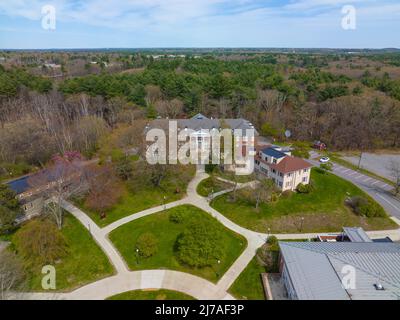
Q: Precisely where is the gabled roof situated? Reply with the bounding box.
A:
[269,156,312,174]
[261,147,287,159]
[279,242,400,300]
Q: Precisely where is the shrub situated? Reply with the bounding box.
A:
[270,193,279,203]
[205,164,218,174]
[136,232,158,258]
[14,219,68,267]
[292,149,310,159]
[256,244,279,273]
[320,163,333,171]
[281,190,294,198]
[297,183,314,194]
[175,220,224,268]
[314,167,326,174]
[266,236,279,251]
[357,202,386,218]
[346,196,387,218]
[169,211,185,224]
[0,205,17,234]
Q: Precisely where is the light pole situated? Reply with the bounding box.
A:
[136,248,140,265]
[300,217,305,233]
[163,196,167,211]
[215,259,221,279]
[267,228,271,241]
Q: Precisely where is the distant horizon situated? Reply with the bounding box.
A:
[1,47,399,52]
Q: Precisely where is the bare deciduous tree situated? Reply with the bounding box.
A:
[388,160,400,195]
[0,250,26,300]
[85,165,123,214]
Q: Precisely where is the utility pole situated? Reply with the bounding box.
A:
[358,152,363,169]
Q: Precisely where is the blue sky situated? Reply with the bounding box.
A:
[0,0,399,49]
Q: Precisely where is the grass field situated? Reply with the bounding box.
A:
[75,166,195,227]
[211,169,397,233]
[107,289,195,300]
[229,257,266,300]
[196,177,232,197]
[14,214,114,291]
[109,205,246,283]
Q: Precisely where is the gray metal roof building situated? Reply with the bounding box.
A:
[147,114,258,135]
[343,227,373,243]
[279,242,400,300]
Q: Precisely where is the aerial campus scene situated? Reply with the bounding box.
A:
[1,0,400,310]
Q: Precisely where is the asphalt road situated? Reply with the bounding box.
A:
[308,158,400,219]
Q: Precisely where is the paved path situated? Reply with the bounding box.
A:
[23,270,233,300]
[21,165,400,300]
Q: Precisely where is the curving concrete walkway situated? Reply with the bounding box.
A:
[22,166,400,300]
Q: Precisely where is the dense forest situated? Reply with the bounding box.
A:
[1,50,400,179]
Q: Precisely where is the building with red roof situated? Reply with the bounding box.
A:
[255,146,312,191]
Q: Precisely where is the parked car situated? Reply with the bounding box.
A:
[319,157,330,163]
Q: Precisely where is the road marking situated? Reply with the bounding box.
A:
[376,193,400,213]
[348,172,357,176]
[342,169,350,173]
[371,181,379,186]
[355,175,364,179]
[363,177,372,182]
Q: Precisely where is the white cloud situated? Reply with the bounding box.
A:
[0,0,398,35]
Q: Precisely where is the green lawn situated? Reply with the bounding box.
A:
[211,169,397,233]
[215,170,255,183]
[107,289,195,300]
[75,166,195,227]
[196,177,232,197]
[13,214,114,291]
[229,257,266,300]
[109,205,247,283]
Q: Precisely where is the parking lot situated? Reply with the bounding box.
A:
[342,152,400,182]
[309,153,400,220]
[331,163,393,192]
